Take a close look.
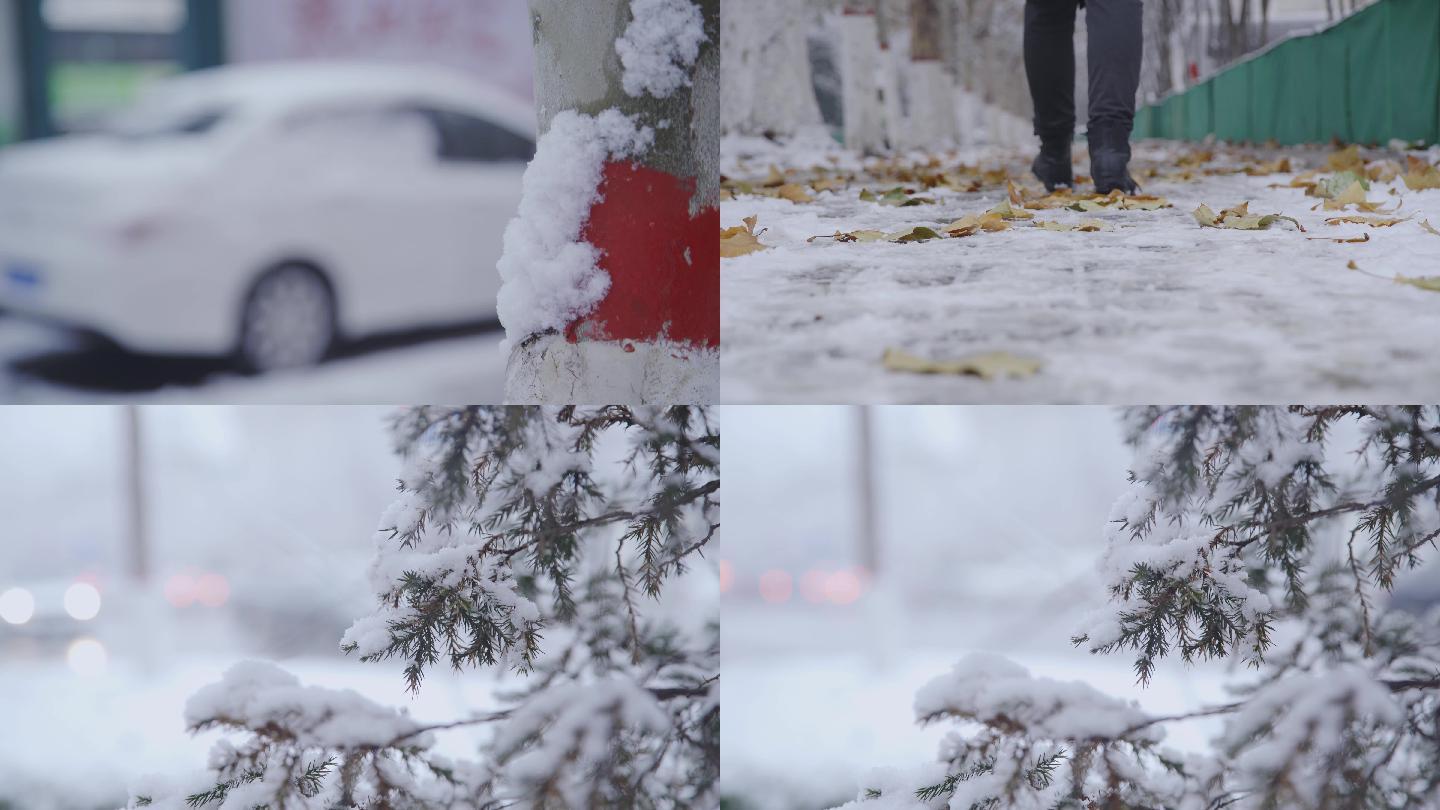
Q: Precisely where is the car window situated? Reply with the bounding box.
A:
[414,106,535,164]
[278,106,440,167]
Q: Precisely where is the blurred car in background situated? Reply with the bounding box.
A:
[0,576,104,643]
[0,62,534,372]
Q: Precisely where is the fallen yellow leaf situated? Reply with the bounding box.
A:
[776,183,814,203]
[1323,180,1371,210]
[1324,215,1410,227]
[1193,202,1305,231]
[1396,275,1440,292]
[1326,145,1364,172]
[1402,156,1440,191]
[721,215,770,258]
[1421,219,1440,237]
[882,348,1043,380]
[805,229,887,244]
[987,198,1034,221]
[1034,219,1105,232]
[943,212,1010,233]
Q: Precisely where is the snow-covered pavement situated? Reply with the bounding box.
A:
[721,134,1440,403]
[0,316,507,403]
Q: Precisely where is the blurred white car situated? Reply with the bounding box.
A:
[0,62,534,371]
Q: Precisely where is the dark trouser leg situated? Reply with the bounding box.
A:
[1023,0,1079,144]
[1024,0,1079,189]
[1085,0,1143,144]
[1084,0,1142,192]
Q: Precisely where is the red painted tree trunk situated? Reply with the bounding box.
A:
[508,0,719,403]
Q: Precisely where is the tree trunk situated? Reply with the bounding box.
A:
[720,0,822,135]
[839,0,887,152]
[508,0,719,403]
[121,405,149,585]
[905,0,956,148]
[876,0,905,150]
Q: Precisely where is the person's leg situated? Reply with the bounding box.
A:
[1085,0,1143,193]
[1024,0,1079,190]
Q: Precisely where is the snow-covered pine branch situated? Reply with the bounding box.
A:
[837,654,1201,810]
[131,406,719,809]
[1078,406,1440,683]
[834,406,1440,810]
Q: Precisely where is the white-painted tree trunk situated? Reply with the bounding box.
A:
[839,5,887,152]
[901,0,956,149]
[720,0,822,135]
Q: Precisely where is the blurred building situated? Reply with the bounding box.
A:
[0,0,533,141]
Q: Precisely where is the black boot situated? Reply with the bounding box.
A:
[1088,127,1137,194]
[1032,139,1073,192]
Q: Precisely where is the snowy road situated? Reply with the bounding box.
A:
[0,316,507,403]
[721,135,1440,403]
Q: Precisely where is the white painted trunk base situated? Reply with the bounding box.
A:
[506,336,719,404]
[901,60,956,150]
[839,13,886,153]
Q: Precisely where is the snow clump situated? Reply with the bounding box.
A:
[616,0,708,98]
[496,109,653,343]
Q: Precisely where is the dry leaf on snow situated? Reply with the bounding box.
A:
[1193,202,1305,231]
[942,212,1010,234]
[882,347,1043,380]
[1421,219,1440,237]
[1402,155,1440,191]
[1396,275,1440,292]
[721,215,770,258]
[1324,215,1410,227]
[776,183,814,203]
[1034,219,1105,232]
[1326,145,1364,172]
[888,226,944,243]
[805,229,887,244]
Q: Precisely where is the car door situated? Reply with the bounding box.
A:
[238,103,452,336]
[406,105,533,325]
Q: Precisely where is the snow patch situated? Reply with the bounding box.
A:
[496,110,654,343]
[183,660,430,750]
[914,652,1161,744]
[616,0,707,98]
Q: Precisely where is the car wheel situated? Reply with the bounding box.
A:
[238,264,337,373]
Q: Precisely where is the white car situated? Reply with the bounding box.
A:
[0,62,533,372]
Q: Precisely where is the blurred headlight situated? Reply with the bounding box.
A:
[64,582,102,621]
[0,588,35,625]
[66,637,108,676]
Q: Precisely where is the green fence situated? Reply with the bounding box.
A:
[1133,0,1440,145]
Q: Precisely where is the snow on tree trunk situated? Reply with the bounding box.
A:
[720,0,823,136]
[501,0,719,404]
[901,0,957,149]
[839,2,888,153]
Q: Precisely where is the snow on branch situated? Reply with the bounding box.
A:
[841,654,1196,810]
[133,406,719,809]
[1078,406,1440,684]
[837,408,1440,810]
[131,662,473,810]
